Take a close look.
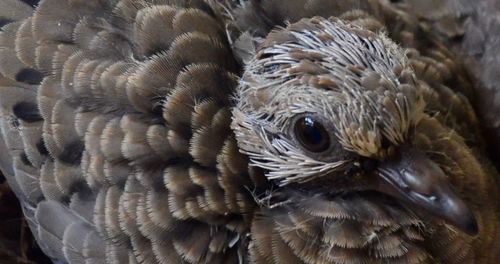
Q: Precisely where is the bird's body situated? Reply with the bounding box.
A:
[0,0,498,263]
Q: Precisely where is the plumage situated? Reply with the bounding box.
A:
[0,0,499,263]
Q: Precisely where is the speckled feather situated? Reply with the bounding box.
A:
[0,0,498,264]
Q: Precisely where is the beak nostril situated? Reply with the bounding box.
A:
[466,215,479,236]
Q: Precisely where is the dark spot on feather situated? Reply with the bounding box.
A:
[36,195,45,204]
[196,2,216,17]
[151,97,164,117]
[69,180,93,200]
[152,179,166,193]
[0,18,13,28]
[60,195,71,205]
[36,139,49,156]
[58,39,75,45]
[0,173,5,184]
[13,102,43,123]
[20,0,40,7]
[15,68,44,85]
[20,152,33,167]
[143,168,168,192]
[169,220,202,239]
[58,140,84,165]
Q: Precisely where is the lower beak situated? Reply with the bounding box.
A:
[376,147,478,235]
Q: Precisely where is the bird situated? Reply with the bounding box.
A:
[0,0,498,263]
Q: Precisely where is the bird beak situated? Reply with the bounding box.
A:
[375,147,478,235]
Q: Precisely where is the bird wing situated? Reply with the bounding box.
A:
[0,0,251,263]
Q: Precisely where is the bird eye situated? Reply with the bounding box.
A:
[294,116,330,153]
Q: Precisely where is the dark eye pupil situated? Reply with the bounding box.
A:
[294,116,330,152]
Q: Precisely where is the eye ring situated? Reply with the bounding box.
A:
[293,115,331,153]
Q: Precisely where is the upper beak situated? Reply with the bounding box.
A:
[375,147,478,235]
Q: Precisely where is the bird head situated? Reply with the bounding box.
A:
[232,17,478,236]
